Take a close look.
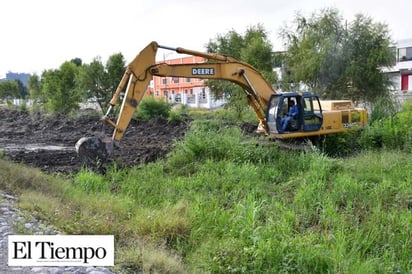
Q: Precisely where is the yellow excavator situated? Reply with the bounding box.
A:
[75,41,367,161]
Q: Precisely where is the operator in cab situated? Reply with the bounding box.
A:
[280,99,299,133]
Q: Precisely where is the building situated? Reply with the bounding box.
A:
[0,72,30,86]
[149,56,225,109]
[389,38,412,91]
[385,38,412,103]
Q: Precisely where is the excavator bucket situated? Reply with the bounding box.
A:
[75,136,114,164]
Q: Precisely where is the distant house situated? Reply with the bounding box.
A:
[148,56,226,109]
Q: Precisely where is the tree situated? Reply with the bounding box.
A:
[206,24,277,117]
[77,53,126,112]
[281,8,346,93]
[28,74,43,103]
[281,8,394,105]
[0,80,19,100]
[104,53,126,93]
[41,61,81,113]
[15,79,28,98]
[343,14,394,103]
[70,57,83,67]
[77,57,106,110]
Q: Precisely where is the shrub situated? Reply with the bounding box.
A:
[360,101,412,151]
[135,96,171,121]
[320,131,362,157]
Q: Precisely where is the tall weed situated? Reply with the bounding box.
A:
[361,101,412,151]
[3,107,412,273]
[74,169,109,193]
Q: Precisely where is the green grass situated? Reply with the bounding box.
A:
[1,113,412,273]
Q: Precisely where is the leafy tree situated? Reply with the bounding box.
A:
[343,14,394,103]
[281,8,394,105]
[104,53,126,94]
[77,57,106,110]
[16,79,28,98]
[77,53,126,113]
[0,80,19,99]
[206,24,277,117]
[41,61,81,113]
[70,57,83,67]
[281,8,347,93]
[28,74,43,103]
[0,79,28,99]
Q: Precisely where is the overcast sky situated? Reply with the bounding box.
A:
[1,0,412,78]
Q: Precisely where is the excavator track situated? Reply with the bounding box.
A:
[249,137,318,151]
[273,138,317,151]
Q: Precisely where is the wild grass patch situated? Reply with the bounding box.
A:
[2,115,412,273]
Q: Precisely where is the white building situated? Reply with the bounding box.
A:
[386,38,412,102]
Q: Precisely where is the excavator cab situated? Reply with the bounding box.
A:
[266,92,323,135]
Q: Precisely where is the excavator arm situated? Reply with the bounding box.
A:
[75,41,277,162]
[107,41,275,141]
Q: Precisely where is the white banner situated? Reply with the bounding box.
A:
[8,235,114,266]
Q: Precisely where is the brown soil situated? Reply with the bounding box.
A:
[0,108,190,174]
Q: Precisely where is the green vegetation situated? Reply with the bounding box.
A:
[281,8,394,104]
[1,104,412,273]
[135,96,172,121]
[77,53,126,111]
[206,24,278,116]
[0,8,390,118]
[0,79,28,99]
[39,61,83,114]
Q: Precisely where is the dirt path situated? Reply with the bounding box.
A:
[0,108,190,173]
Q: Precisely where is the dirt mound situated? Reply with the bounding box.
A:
[0,108,190,173]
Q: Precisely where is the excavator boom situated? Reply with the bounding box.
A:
[104,41,275,141]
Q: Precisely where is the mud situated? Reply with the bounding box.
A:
[0,108,190,174]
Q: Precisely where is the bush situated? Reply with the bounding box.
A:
[320,131,362,157]
[360,101,412,151]
[74,169,109,193]
[135,96,171,121]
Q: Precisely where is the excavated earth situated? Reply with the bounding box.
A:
[0,108,190,174]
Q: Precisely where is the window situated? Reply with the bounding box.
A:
[303,97,314,114]
[389,46,397,65]
[398,47,412,61]
[172,77,179,83]
[201,88,206,99]
[185,78,191,83]
[162,78,167,85]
